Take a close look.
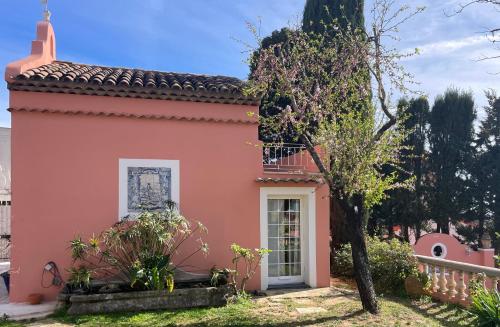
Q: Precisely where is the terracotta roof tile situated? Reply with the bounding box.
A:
[256,177,323,184]
[8,61,260,106]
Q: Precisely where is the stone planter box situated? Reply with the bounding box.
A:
[67,286,231,315]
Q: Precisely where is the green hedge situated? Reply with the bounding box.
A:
[332,237,419,295]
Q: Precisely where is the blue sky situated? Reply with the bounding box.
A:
[0,0,498,128]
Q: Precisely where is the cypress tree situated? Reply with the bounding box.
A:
[303,0,365,35]
[427,89,476,234]
[370,97,429,240]
[476,91,500,250]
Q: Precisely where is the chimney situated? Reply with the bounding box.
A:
[4,20,56,82]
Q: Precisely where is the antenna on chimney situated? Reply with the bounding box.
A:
[41,0,51,21]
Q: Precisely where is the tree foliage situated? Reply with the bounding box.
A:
[247,0,423,313]
[303,0,365,35]
[427,89,476,233]
[371,97,430,239]
[476,91,500,250]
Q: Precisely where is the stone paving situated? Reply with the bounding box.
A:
[256,287,358,316]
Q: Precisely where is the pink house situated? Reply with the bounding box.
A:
[4,20,330,303]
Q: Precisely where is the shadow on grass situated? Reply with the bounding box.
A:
[395,297,477,327]
[179,309,366,327]
[50,305,366,327]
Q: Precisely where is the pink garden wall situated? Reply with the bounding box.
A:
[413,233,495,268]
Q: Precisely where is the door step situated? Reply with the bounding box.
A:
[268,283,310,290]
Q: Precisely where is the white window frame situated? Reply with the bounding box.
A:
[119,159,180,220]
[260,187,317,290]
[431,242,447,259]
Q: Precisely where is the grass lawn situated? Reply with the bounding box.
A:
[0,294,476,327]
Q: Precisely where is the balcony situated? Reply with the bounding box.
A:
[262,143,318,175]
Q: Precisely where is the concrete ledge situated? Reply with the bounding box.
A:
[0,301,57,321]
[67,286,231,315]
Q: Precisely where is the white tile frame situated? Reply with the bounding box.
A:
[259,187,317,290]
[119,159,180,220]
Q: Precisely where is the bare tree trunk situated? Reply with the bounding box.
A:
[299,136,378,313]
[478,220,485,248]
[494,212,500,255]
[437,221,449,234]
[402,224,409,242]
[342,194,379,314]
[415,224,421,241]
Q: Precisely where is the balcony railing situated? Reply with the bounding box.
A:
[415,255,500,306]
[263,143,309,174]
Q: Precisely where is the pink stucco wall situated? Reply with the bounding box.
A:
[8,90,330,302]
[413,233,495,267]
[6,20,330,303]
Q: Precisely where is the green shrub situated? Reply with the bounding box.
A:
[68,202,208,292]
[67,266,92,290]
[469,287,500,326]
[332,237,419,295]
[228,243,271,295]
[469,274,500,326]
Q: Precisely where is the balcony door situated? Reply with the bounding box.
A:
[267,198,305,285]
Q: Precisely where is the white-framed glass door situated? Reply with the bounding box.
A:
[267,197,305,285]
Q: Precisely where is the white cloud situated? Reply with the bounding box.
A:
[409,35,490,58]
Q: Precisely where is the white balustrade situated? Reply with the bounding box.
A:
[416,255,500,306]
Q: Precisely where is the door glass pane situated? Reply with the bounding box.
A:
[268,199,279,211]
[279,264,290,276]
[290,199,300,212]
[269,251,279,264]
[290,225,300,237]
[290,212,300,225]
[289,237,300,250]
[269,225,279,237]
[268,212,279,224]
[291,264,301,276]
[268,238,278,251]
[268,199,302,278]
[269,264,279,277]
[279,212,289,224]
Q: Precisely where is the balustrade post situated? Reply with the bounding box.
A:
[493,277,499,292]
[448,269,457,298]
[456,270,467,301]
[468,273,475,300]
[439,266,448,294]
[431,265,439,293]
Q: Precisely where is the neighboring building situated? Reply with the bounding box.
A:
[0,127,10,200]
[0,127,11,261]
[4,21,330,302]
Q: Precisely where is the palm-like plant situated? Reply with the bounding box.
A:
[469,287,500,326]
[69,202,208,292]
